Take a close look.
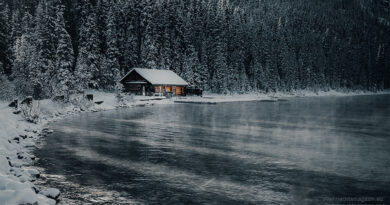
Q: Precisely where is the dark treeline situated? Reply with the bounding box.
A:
[0,0,389,99]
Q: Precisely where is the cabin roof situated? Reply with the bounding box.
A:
[120,68,189,86]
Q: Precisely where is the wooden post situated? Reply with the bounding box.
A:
[53,95,65,102]
[8,99,18,109]
[85,94,93,101]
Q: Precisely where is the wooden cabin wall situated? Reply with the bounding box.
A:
[124,84,154,96]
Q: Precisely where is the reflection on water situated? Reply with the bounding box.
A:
[35,95,390,204]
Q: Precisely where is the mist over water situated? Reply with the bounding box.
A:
[35,95,390,204]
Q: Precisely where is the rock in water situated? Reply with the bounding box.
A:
[32,186,40,194]
[42,128,54,134]
[40,188,60,200]
[13,110,21,114]
[94,101,104,105]
[27,168,40,178]
[8,99,18,108]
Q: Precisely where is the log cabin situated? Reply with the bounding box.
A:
[119,68,189,96]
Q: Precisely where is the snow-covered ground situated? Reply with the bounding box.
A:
[0,89,389,204]
[0,101,56,204]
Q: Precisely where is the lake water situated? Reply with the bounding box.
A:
[34,95,390,204]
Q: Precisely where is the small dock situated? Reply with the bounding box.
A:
[174,101,217,104]
[139,97,165,101]
[259,99,278,102]
[174,96,289,104]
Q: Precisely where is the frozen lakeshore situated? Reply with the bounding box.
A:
[0,90,389,204]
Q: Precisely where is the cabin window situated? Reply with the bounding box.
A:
[176,86,182,95]
[165,86,172,92]
[155,86,161,93]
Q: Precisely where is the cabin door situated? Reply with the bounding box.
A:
[142,86,145,96]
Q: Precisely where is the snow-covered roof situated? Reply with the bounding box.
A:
[121,68,188,86]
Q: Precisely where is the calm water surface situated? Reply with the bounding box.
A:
[34,95,390,204]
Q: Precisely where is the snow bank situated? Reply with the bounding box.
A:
[40,188,60,200]
[0,102,56,205]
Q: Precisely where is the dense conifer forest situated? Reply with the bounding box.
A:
[0,0,389,99]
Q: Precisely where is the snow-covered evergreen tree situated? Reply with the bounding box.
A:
[0,3,12,76]
[182,45,198,86]
[13,30,37,97]
[141,24,158,70]
[34,0,58,98]
[1,0,390,96]
[210,1,228,93]
[75,1,101,90]
[53,5,74,99]
[101,5,121,90]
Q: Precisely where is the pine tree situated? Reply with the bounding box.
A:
[96,0,109,54]
[101,5,121,90]
[169,1,185,75]
[141,24,158,69]
[0,3,12,76]
[10,9,23,42]
[182,45,198,86]
[181,10,199,86]
[197,41,210,90]
[209,0,229,93]
[12,12,37,97]
[75,1,101,90]
[34,0,58,98]
[53,5,74,98]
[119,1,139,73]
[212,44,228,93]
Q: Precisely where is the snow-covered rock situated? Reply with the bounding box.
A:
[0,173,56,205]
[40,188,61,200]
[0,157,11,174]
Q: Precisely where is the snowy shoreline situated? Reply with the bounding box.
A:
[0,89,389,204]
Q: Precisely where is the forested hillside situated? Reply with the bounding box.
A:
[0,0,389,99]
